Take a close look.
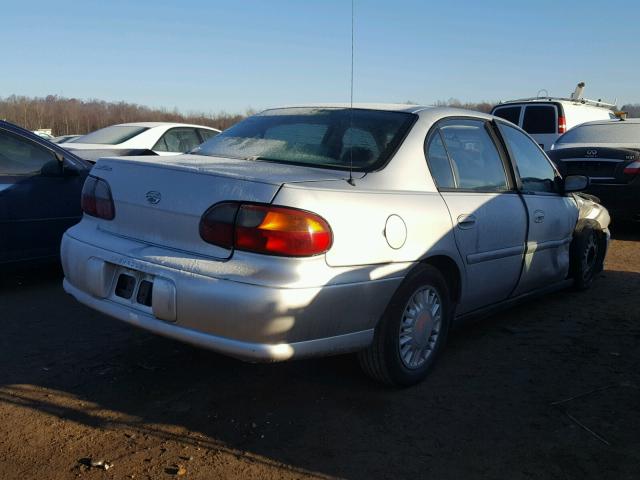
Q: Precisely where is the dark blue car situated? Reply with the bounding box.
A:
[0,121,91,265]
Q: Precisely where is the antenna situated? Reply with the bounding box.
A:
[347,0,356,186]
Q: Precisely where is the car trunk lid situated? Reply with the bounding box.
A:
[90,155,347,259]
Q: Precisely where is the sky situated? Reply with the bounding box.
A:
[3,0,639,114]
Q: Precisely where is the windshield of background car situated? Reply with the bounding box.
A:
[192,107,417,171]
[72,125,149,145]
[556,122,640,144]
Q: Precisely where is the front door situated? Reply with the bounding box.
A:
[0,128,85,263]
[496,122,578,295]
[425,119,528,313]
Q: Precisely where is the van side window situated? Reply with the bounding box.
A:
[437,120,509,192]
[498,123,558,193]
[493,106,521,125]
[522,105,556,134]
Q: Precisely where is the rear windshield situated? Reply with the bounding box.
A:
[73,125,149,145]
[556,122,640,144]
[192,107,416,171]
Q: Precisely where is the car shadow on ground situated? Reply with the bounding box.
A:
[1,258,639,479]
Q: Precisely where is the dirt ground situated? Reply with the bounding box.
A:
[1,228,639,480]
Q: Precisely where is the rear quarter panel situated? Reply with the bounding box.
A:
[273,181,460,269]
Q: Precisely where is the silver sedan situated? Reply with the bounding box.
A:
[61,105,610,386]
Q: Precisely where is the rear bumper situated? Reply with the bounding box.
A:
[63,279,374,361]
[61,229,403,362]
[588,182,640,222]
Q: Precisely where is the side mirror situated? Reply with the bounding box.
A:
[41,154,80,177]
[41,159,64,177]
[563,175,589,193]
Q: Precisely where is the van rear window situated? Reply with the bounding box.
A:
[493,106,521,125]
[522,106,556,134]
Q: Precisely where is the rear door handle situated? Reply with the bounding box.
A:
[533,210,545,223]
[457,214,477,229]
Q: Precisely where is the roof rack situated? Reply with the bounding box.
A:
[498,82,616,109]
[498,96,615,108]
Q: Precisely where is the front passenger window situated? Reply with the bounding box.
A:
[0,130,55,175]
[498,123,558,193]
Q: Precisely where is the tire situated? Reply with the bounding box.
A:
[358,264,452,387]
[571,222,603,290]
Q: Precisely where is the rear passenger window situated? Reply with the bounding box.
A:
[522,106,556,134]
[154,128,202,152]
[493,106,521,125]
[437,120,509,191]
[198,129,219,142]
[426,131,455,188]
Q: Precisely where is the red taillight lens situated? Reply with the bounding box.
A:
[558,116,567,134]
[81,175,115,220]
[199,202,239,248]
[199,203,332,257]
[623,161,640,175]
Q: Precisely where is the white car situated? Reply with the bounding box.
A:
[62,105,610,386]
[65,122,220,156]
[491,83,616,151]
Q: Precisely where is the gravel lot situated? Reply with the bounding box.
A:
[1,227,639,479]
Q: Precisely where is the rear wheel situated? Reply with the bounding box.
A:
[358,265,452,387]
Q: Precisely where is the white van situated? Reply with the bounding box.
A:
[491,84,616,151]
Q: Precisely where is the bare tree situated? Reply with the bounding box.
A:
[0,95,248,135]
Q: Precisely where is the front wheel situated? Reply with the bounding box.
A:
[571,222,604,290]
[358,264,452,387]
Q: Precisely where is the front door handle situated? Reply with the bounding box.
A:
[457,214,477,229]
[533,210,545,223]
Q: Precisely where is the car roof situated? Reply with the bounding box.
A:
[262,103,494,120]
[570,118,640,127]
[113,122,220,130]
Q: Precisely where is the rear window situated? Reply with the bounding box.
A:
[522,106,556,134]
[493,106,521,125]
[192,107,416,171]
[556,122,640,144]
[74,125,149,145]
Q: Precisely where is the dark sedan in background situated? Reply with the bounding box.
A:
[548,119,640,223]
[0,121,91,265]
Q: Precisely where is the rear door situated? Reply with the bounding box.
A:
[521,104,558,151]
[496,122,577,295]
[425,118,527,313]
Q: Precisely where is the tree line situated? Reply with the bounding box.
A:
[0,95,250,136]
[1,94,636,137]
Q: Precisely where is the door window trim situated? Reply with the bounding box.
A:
[424,116,518,194]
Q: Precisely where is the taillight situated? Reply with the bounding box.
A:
[623,161,640,175]
[199,202,332,257]
[558,116,567,134]
[81,175,115,220]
